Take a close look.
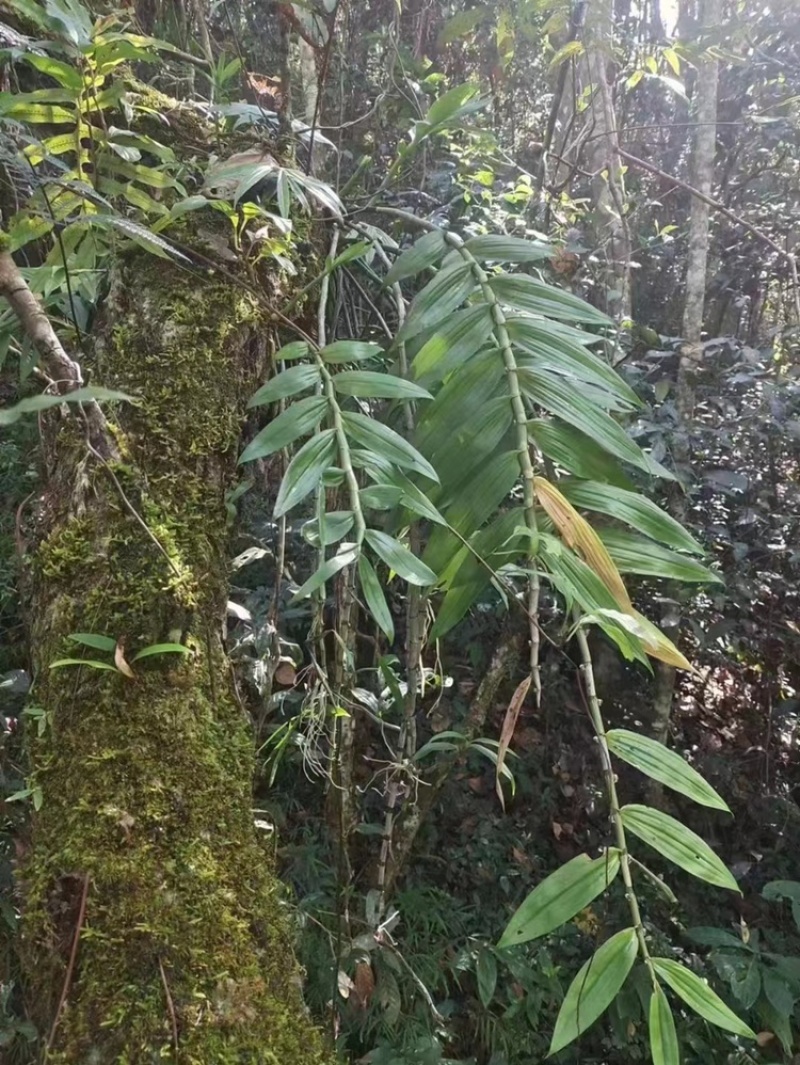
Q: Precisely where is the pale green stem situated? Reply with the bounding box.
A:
[574,621,657,988]
[316,356,367,547]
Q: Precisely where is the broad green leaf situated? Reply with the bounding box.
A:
[50,658,119,671]
[333,371,432,401]
[239,396,328,463]
[426,83,482,126]
[499,850,621,948]
[621,805,740,891]
[521,371,651,473]
[359,555,394,641]
[365,530,437,587]
[549,928,639,1055]
[0,386,133,426]
[762,879,800,933]
[601,530,721,583]
[476,948,498,1009]
[401,260,476,341]
[320,340,383,364]
[248,363,320,406]
[274,429,337,517]
[130,643,192,661]
[360,485,404,511]
[67,633,117,652]
[464,234,554,263]
[652,958,756,1038]
[507,318,640,408]
[0,98,75,123]
[342,412,439,481]
[385,229,447,285]
[412,304,494,380]
[23,53,83,90]
[649,985,680,1065]
[274,341,311,361]
[607,730,730,811]
[560,481,704,555]
[528,420,634,488]
[424,451,519,577]
[489,274,611,324]
[292,545,358,600]
[302,511,354,547]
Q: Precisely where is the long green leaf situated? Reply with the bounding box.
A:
[50,658,119,671]
[549,928,639,1055]
[401,260,476,341]
[652,958,756,1038]
[528,420,634,488]
[239,396,328,463]
[0,386,133,426]
[365,529,437,586]
[248,363,320,406]
[67,633,116,652]
[607,730,730,811]
[342,412,439,481]
[333,370,432,401]
[521,371,652,473]
[649,985,680,1065]
[464,234,554,263]
[560,481,704,555]
[320,340,383,364]
[302,511,355,547]
[130,643,192,661]
[507,318,640,408]
[292,546,358,601]
[601,530,721,583]
[621,805,740,892]
[274,429,337,517]
[489,274,611,324]
[358,554,394,641]
[499,850,621,948]
[412,304,494,380]
[385,229,447,285]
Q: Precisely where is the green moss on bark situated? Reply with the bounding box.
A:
[22,250,330,1064]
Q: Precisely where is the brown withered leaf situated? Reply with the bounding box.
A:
[495,674,531,811]
[353,961,375,1010]
[114,639,135,679]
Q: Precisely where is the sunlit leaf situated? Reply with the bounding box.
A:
[621,805,740,891]
[499,850,621,948]
[489,274,611,324]
[606,729,730,811]
[549,928,639,1055]
[560,481,704,555]
[652,958,756,1038]
[649,985,680,1065]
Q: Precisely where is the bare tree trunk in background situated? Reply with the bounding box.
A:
[581,0,632,321]
[652,0,721,747]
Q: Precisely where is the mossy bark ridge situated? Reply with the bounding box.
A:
[21,252,329,1063]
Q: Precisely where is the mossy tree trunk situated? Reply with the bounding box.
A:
[20,252,328,1064]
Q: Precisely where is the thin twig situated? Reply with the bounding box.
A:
[46,873,91,1055]
[158,955,179,1058]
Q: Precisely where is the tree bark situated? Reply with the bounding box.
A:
[651,0,720,747]
[581,0,632,322]
[17,249,329,1063]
